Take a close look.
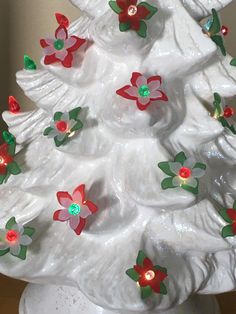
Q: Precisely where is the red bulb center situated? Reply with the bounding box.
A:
[179,167,192,179]
[221,25,229,36]
[144,270,155,281]
[56,121,68,132]
[6,230,19,243]
[223,107,234,118]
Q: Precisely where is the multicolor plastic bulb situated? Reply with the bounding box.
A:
[8,96,21,114]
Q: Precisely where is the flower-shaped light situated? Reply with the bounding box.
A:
[53,184,98,235]
[116,72,168,111]
[202,8,226,56]
[40,23,86,68]
[109,0,158,38]
[158,152,206,195]
[219,201,236,238]
[0,217,35,260]
[126,250,168,299]
[44,107,84,147]
[212,93,236,134]
[0,131,21,185]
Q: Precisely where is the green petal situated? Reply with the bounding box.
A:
[211,35,226,56]
[0,249,10,257]
[24,55,37,70]
[219,209,233,224]
[158,162,176,177]
[141,286,153,299]
[54,112,63,121]
[218,117,236,135]
[136,250,147,266]
[7,161,21,175]
[6,217,17,230]
[119,22,131,32]
[126,268,140,282]
[54,136,68,147]
[221,225,235,238]
[109,1,122,14]
[138,2,158,20]
[0,175,6,185]
[43,127,54,136]
[23,227,35,238]
[193,162,206,170]
[209,9,221,34]
[12,245,27,260]
[161,177,176,190]
[230,58,236,66]
[136,21,147,38]
[69,107,82,120]
[181,181,199,195]
[174,152,187,165]
[160,282,168,295]
[233,201,236,210]
[70,121,83,132]
[213,92,223,117]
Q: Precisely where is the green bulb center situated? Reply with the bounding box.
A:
[138,85,150,98]
[54,39,64,50]
[68,203,81,216]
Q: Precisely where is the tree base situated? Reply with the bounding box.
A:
[19,283,221,314]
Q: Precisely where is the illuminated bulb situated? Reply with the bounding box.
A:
[8,96,21,114]
[6,230,19,244]
[179,167,191,179]
[68,203,81,216]
[127,5,138,16]
[0,156,4,164]
[68,131,75,138]
[145,270,155,281]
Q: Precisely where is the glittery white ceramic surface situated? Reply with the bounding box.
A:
[1,0,236,313]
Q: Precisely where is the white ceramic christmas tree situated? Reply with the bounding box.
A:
[1,0,236,313]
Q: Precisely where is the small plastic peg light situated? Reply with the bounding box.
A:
[221,25,229,36]
[2,131,15,145]
[8,96,21,114]
[24,55,37,70]
[55,13,69,28]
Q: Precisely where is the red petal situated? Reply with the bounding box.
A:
[130,72,142,87]
[226,208,236,221]
[62,53,73,68]
[0,164,7,175]
[138,275,149,287]
[150,91,168,101]
[67,36,86,52]
[85,200,98,214]
[136,99,151,111]
[128,0,138,5]
[137,4,150,19]
[0,143,9,155]
[3,154,13,164]
[57,191,73,207]
[53,210,62,221]
[117,0,128,10]
[150,280,161,293]
[232,222,236,234]
[116,85,138,100]
[147,76,162,85]
[44,54,58,65]
[134,264,144,275]
[73,184,86,203]
[130,20,140,31]
[74,218,86,235]
[119,12,130,24]
[155,269,168,282]
[40,39,50,48]
[143,258,154,269]
[55,13,69,28]
[55,26,68,40]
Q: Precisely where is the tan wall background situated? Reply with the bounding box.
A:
[0,1,236,313]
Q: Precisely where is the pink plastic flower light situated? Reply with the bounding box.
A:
[40,25,86,68]
[116,72,168,110]
[53,184,98,235]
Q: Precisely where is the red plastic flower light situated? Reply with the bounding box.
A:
[116,72,168,111]
[40,24,86,68]
[53,184,98,235]
[126,250,168,299]
[0,143,13,176]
